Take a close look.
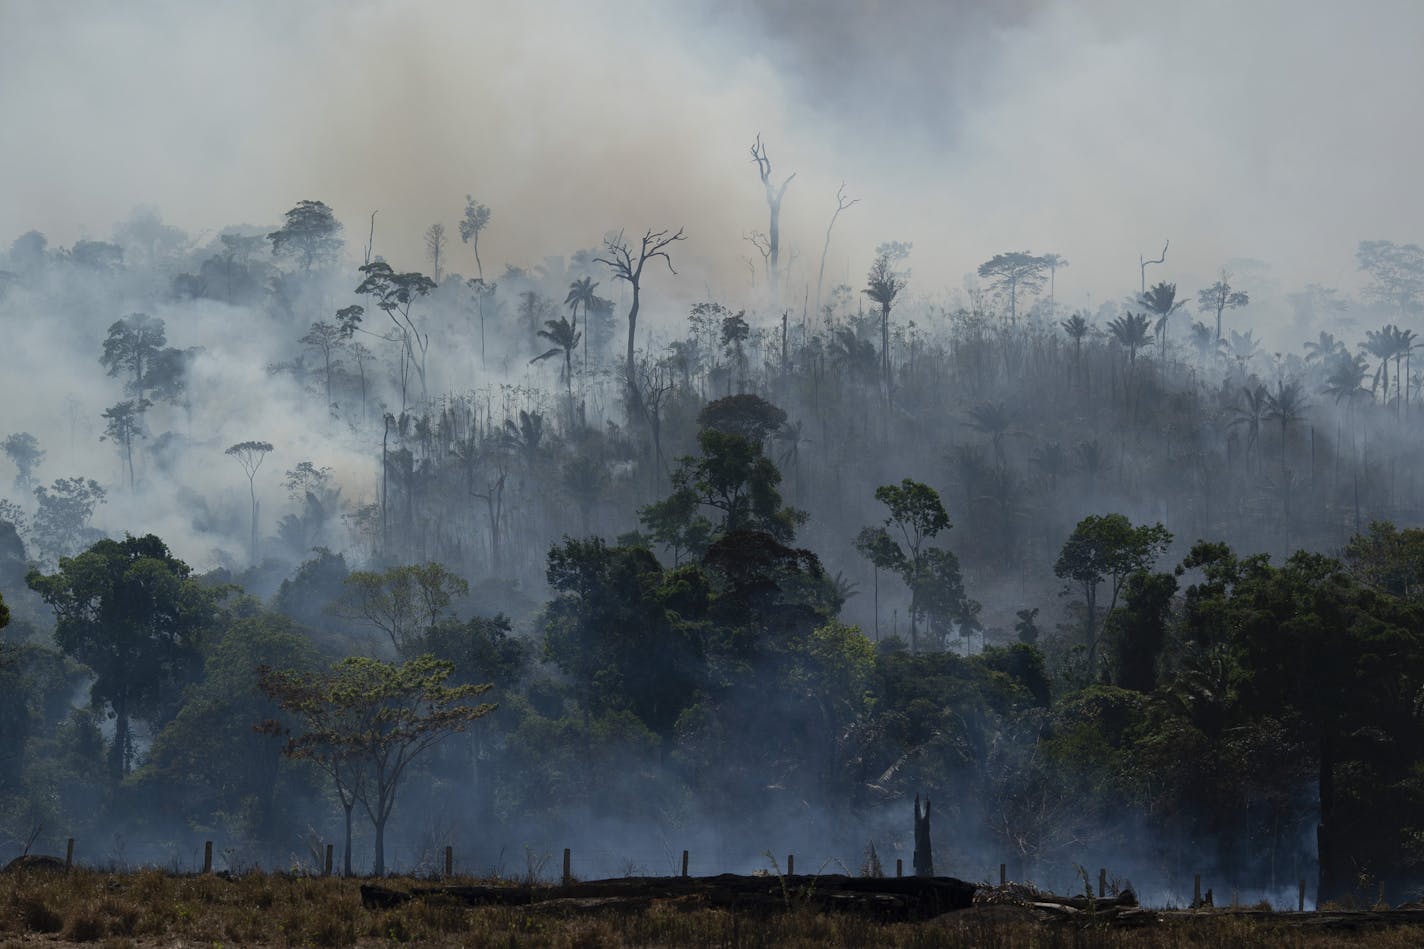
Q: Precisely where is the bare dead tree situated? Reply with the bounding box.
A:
[750,134,795,299]
[745,230,771,285]
[815,182,859,323]
[1139,240,1169,294]
[594,227,686,422]
[637,357,675,488]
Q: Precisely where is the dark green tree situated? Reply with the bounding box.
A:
[27,534,219,779]
[268,199,343,273]
[1054,514,1171,675]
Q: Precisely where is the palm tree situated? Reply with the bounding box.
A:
[531,315,582,425]
[1304,331,1345,365]
[564,276,599,369]
[1107,312,1152,373]
[1226,329,1261,374]
[1390,325,1417,418]
[1321,352,1369,404]
[1031,440,1067,490]
[965,401,1018,468]
[1362,326,1397,408]
[1264,380,1309,477]
[863,253,907,403]
[1060,312,1090,380]
[1188,321,1222,364]
[1139,281,1186,361]
[774,419,811,498]
[1228,384,1269,470]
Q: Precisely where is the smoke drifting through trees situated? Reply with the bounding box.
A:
[3,0,1424,908]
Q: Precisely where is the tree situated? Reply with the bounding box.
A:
[642,424,805,562]
[976,252,1048,323]
[1356,240,1424,317]
[863,479,975,651]
[1107,312,1151,375]
[1138,240,1168,293]
[300,320,347,415]
[1197,271,1250,341]
[1264,380,1309,481]
[864,253,907,400]
[27,534,218,779]
[1041,253,1069,319]
[594,227,686,420]
[750,134,795,299]
[226,441,273,563]
[31,477,105,563]
[1061,313,1090,381]
[423,223,447,282]
[564,276,600,369]
[530,314,582,425]
[355,262,438,408]
[100,313,166,401]
[814,182,858,322]
[268,200,343,273]
[335,562,470,657]
[1054,514,1171,675]
[1139,281,1186,360]
[101,400,151,490]
[458,196,491,281]
[260,655,494,875]
[1,433,44,490]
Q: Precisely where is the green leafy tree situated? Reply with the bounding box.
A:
[863,479,976,651]
[1197,272,1250,341]
[976,251,1047,323]
[100,313,166,401]
[644,429,806,556]
[27,534,219,779]
[1,433,43,491]
[355,262,438,407]
[458,195,491,281]
[101,399,150,490]
[268,199,343,273]
[260,655,494,876]
[335,562,470,657]
[31,477,105,563]
[542,537,706,734]
[1054,514,1171,675]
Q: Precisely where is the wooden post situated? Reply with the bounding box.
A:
[1299,878,1306,912]
[1000,863,1006,886]
[65,838,74,870]
[562,848,571,886]
[444,845,453,878]
[896,858,902,878]
[681,850,689,878]
[203,841,213,874]
[1099,867,1106,898]
[1193,874,1201,907]
[787,854,794,876]
[324,844,333,877]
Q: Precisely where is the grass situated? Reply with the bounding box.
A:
[1,868,1422,947]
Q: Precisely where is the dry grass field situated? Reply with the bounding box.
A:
[4,868,1424,948]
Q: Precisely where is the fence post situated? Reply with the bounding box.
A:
[1099,867,1106,898]
[1193,874,1201,907]
[562,848,571,886]
[1000,863,1006,886]
[896,858,902,878]
[444,845,453,878]
[1299,878,1306,912]
[787,854,794,876]
[324,844,333,878]
[681,850,689,878]
[65,838,74,870]
[203,841,213,875]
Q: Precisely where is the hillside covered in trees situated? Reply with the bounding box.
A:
[6,0,1424,913]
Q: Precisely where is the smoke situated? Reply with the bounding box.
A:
[4,0,1423,304]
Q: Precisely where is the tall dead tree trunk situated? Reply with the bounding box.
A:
[751,135,795,301]
[595,227,686,427]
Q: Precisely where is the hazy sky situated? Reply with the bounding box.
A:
[4,0,1423,304]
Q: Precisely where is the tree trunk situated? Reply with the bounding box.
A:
[343,799,354,877]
